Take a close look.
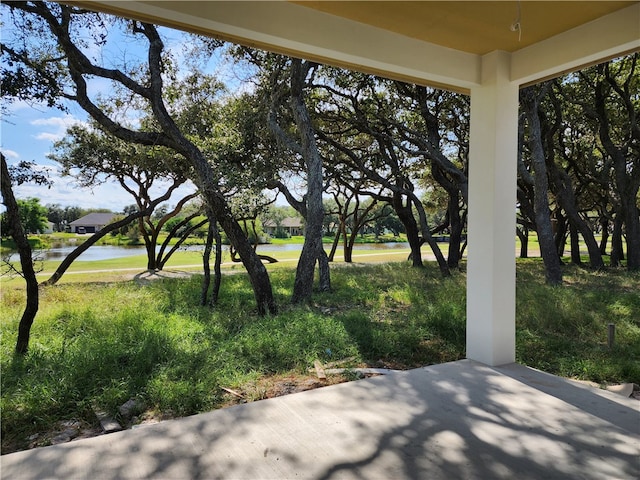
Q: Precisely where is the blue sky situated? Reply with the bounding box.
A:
[1,16,251,213]
[2,96,200,213]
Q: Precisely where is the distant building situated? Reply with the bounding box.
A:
[43,221,55,234]
[263,217,304,237]
[69,213,117,234]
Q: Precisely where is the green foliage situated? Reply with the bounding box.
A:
[1,198,49,236]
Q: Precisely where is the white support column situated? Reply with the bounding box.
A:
[466,51,519,366]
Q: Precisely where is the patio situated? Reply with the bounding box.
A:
[2,360,637,479]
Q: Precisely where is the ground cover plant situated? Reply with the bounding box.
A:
[1,260,638,454]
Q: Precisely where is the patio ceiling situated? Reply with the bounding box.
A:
[293,1,636,55]
[69,1,640,93]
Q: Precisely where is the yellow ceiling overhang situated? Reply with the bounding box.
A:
[292,1,636,55]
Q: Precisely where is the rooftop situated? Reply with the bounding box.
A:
[69,213,118,226]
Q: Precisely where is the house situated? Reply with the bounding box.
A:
[263,217,304,237]
[71,0,638,367]
[69,213,117,234]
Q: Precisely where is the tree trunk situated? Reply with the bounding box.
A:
[522,88,563,285]
[139,216,158,270]
[610,214,624,267]
[569,223,583,265]
[289,59,329,303]
[1,154,38,355]
[342,220,353,263]
[447,191,463,269]
[616,171,640,270]
[201,213,222,307]
[201,216,214,306]
[407,192,450,277]
[599,216,609,255]
[157,218,208,270]
[554,210,567,257]
[317,248,331,292]
[516,226,529,258]
[392,193,423,267]
[328,228,341,262]
[547,161,604,269]
[210,218,223,307]
[345,229,358,264]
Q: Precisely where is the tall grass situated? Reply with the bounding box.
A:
[516,259,640,382]
[1,261,638,453]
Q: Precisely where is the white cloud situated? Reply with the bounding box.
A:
[11,171,199,213]
[34,132,64,142]
[30,114,86,143]
[1,149,20,159]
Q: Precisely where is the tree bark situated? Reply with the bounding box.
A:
[317,249,331,293]
[610,214,625,267]
[201,216,214,306]
[328,228,341,262]
[201,211,222,307]
[522,88,563,285]
[599,216,609,255]
[569,223,583,265]
[554,209,567,258]
[446,190,463,268]
[547,159,604,269]
[516,226,529,258]
[342,219,353,263]
[392,193,423,267]
[289,59,330,302]
[157,217,208,271]
[211,218,223,307]
[1,154,38,355]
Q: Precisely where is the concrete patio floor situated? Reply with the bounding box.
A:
[2,360,638,479]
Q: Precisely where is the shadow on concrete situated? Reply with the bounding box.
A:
[2,360,638,479]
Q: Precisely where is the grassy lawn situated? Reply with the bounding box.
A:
[1,259,638,453]
[0,246,415,288]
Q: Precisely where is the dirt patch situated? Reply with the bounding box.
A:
[134,270,195,285]
[232,373,353,405]
[20,419,103,451]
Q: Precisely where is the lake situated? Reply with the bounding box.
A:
[11,242,410,262]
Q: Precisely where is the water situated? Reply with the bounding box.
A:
[8,242,410,262]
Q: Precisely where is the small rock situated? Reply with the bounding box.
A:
[94,408,122,433]
[73,427,103,441]
[59,420,80,429]
[51,433,71,445]
[119,398,143,419]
